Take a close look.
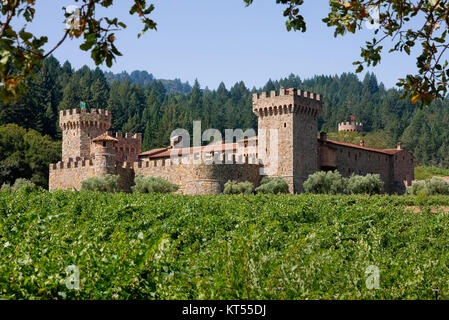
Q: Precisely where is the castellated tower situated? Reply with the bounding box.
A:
[253,88,322,193]
[338,121,363,133]
[59,109,112,162]
[91,133,118,176]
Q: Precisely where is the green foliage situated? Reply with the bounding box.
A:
[304,172,384,195]
[0,124,60,188]
[326,131,390,150]
[255,176,289,194]
[1,178,37,193]
[415,190,429,208]
[80,174,120,193]
[223,180,254,195]
[303,170,345,194]
[3,191,449,299]
[0,0,157,101]
[415,166,449,181]
[345,174,384,195]
[132,175,179,194]
[407,177,449,196]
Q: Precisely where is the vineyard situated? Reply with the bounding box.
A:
[1,189,449,299]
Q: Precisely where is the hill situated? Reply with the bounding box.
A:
[103,70,192,94]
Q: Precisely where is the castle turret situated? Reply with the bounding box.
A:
[338,121,363,133]
[59,108,112,162]
[252,88,322,193]
[91,132,118,176]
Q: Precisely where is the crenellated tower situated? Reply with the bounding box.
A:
[252,88,322,193]
[59,108,112,162]
[338,121,363,133]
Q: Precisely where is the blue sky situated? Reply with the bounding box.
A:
[27,0,418,89]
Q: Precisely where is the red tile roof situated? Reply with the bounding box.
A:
[92,132,118,142]
[323,139,400,155]
[139,135,404,159]
[139,147,170,156]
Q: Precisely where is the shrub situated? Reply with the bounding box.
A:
[132,175,179,194]
[1,178,37,193]
[407,177,449,196]
[303,170,344,194]
[255,176,289,194]
[345,173,384,195]
[81,174,120,193]
[415,190,429,207]
[223,181,254,195]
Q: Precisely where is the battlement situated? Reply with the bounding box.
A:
[338,121,363,133]
[252,88,322,116]
[59,108,112,130]
[49,158,137,172]
[111,131,142,141]
[50,158,94,171]
[134,153,259,170]
[253,88,322,102]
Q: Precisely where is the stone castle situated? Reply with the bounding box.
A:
[49,88,415,194]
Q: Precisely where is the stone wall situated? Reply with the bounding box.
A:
[133,156,261,195]
[318,141,415,194]
[293,108,319,193]
[49,159,134,192]
[89,132,142,163]
[253,88,322,193]
[113,132,142,163]
[59,109,111,162]
[50,155,261,195]
[392,150,415,193]
[49,159,96,190]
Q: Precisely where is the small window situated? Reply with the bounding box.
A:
[103,141,107,147]
[284,123,286,128]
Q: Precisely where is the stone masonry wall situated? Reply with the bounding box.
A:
[133,156,261,195]
[49,159,96,190]
[253,88,322,193]
[293,109,319,193]
[49,159,134,192]
[392,150,415,193]
[319,142,396,193]
[115,133,142,163]
[59,109,111,162]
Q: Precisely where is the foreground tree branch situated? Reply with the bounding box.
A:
[1,0,448,107]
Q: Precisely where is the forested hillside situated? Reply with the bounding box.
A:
[1,56,449,177]
[103,70,192,94]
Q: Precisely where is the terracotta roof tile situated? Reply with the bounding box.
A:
[323,139,398,155]
[139,147,170,156]
[139,135,404,159]
[92,132,118,142]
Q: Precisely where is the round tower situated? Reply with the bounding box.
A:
[59,108,112,162]
[338,121,363,133]
[91,133,118,176]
